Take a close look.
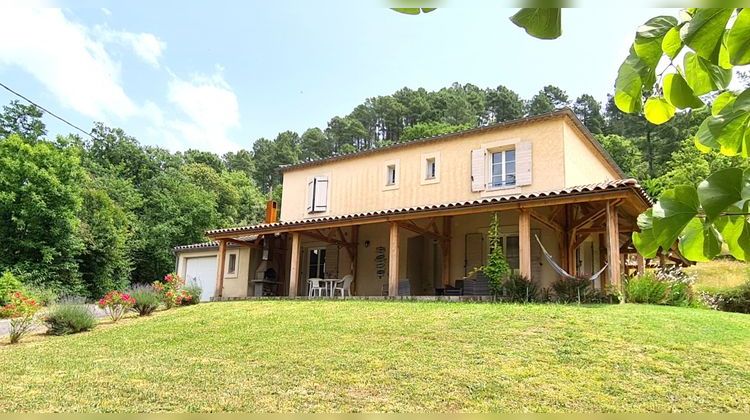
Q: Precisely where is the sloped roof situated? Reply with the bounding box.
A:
[173,235,258,252]
[207,179,650,237]
[280,108,626,178]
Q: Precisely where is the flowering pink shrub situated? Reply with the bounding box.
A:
[0,291,41,343]
[153,273,191,309]
[98,291,135,322]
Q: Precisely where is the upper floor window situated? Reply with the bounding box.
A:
[386,165,397,185]
[383,159,400,190]
[471,141,531,193]
[490,149,516,188]
[306,176,329,213]
[426,157,436,180]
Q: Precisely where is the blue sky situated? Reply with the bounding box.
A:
[0,3,677,153]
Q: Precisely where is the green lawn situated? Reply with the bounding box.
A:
[1,301,749,412]
[686,259,749,292]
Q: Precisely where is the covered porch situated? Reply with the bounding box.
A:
[207,180,651,298]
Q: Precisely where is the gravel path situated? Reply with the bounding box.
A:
[0,304,107,337]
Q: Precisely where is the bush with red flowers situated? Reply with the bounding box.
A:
[97,291,135,322]
[153,273,194,309]
[0,291,41,344]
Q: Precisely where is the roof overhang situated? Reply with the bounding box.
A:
[206,180,650,240]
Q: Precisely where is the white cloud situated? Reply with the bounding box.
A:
[159,68,242,154]
[101,7,112,16]
[0,8,137,120]
[96,26,166,68]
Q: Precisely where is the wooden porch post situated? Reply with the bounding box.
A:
[519,209,532,279]
[441,216,452,287]
[214,239,227,299]
[605,200,621,291]
[388,222,399,297]
[636,254,645,275]
[289,232,301,297]
[351,225,359,295]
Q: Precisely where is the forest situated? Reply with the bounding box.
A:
[1,76,748,298]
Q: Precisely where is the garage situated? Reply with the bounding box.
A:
[184,256,217,301]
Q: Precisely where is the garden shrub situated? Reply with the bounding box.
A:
[98,291,135,322]
[153,273,186,309]
[44,301,96,335]
[181,283,202,305]
[625,267,696,306]
[700,281,750,314]
[128,284,161,316]
[551,276,592,303]
[0,291,41,344]
[23,284,59,307]
[502,274,537,302]
[0,271,22,306]
[625,272,668,304]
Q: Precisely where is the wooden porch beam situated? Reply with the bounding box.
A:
[214,239,227,299]
[519,209,532,279]
[442,216,452,287]
[289,232,301,297]
[388,222,399,297]
[529,209,563,234]
[225,239,261,248]
[606,200,622,292]
[395,220,449,242]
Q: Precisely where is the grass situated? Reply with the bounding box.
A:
[1,301,749,412]
[686,259,749,292]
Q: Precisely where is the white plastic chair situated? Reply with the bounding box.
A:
[308,278,325,297]
[333,274,354,297]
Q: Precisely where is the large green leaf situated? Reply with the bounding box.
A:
[644,97,676,125]
[716,209,750,261]
[680,8,733,61]
[510,8,561,40]
[662,26,683,59]
[637,16,678,39]
[663,72,704,109]
[678,217,722,262]
[727,8,750,66]
[632,209,660,258]
[614,53,647,113]
[652,185,700,251]
[697,89,750,156]
[684,52,733,96]
[634,36,664,69]
[712,91,737,115]
[391,8,436,15]
[696,168,749,221]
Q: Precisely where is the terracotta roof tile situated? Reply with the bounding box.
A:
[206,179,650,237]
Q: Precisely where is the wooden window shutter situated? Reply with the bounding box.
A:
[313,176,328,212]
[306,179,315,212]
[515,141,533,186]
[470,148,485,192]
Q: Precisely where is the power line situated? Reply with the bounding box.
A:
[0,81,92,138]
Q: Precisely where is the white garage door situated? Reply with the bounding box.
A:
[184,256,217,302]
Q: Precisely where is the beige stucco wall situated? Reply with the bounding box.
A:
[280,118,569,221]
[562,121,620,186]
[175,246,252,298]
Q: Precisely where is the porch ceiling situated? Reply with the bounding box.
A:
[206,179,651,240]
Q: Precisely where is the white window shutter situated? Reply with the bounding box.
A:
[313,176,328,212]
[516,141,533,186]
[306,179,315,213]
[471,148,485,192]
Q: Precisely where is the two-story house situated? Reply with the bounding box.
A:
[174,109,651,300]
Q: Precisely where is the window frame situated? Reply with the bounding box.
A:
[383,159,400,191]
[420,152,441,185]
[225,252,238,278]
[488,148,516,190]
